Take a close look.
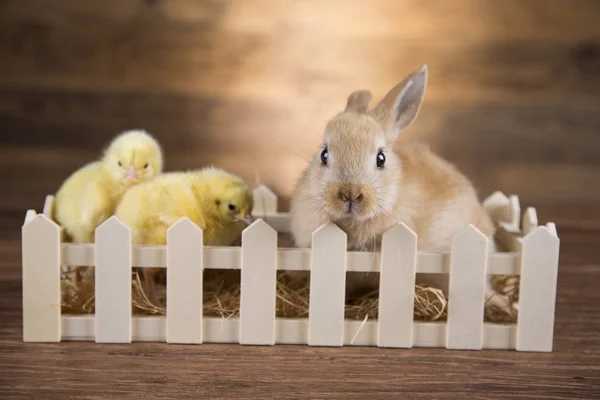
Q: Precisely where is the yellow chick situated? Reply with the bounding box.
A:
[115,167,254,298]
[54,130,163,243]
[116,167,254,247]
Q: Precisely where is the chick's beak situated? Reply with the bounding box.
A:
[238,213,254,225]
[125,164,138,180]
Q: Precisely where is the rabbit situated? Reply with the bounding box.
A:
[289,65,496,297]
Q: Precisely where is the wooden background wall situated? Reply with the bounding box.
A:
[1,0,599,214]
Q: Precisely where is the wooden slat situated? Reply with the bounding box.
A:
[240,219,278,345]
[446,225,489,350]
[22,214,61,342]
[517,227,560,352]
[42,195,55,219]
[546,222,558,237]
[308,223,347,346]
[60,316,518,349]
[24,209,37,224]
[60,241,521,274]
[377,223,417,348]
[523,207,539,235]
[483,191,511,224]
[166,218,204,344]
[94,216,132,343]
[509,195,521,231]
[252,185,278,215]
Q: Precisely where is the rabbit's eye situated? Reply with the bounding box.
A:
[376,151,386,168]
[320,148,329,166]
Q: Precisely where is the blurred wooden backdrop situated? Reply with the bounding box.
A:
[1,0,599,213]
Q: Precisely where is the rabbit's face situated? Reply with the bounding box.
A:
[314,113,401,221]
[300,65,427,224]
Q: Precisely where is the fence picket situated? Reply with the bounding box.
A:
[522,207,539,235]
[240,219,278,345]
[509,195,521,230]
[517,227,560,352]
[446,225,488,350]
[482,191,511,224]
[43,195,55,219]
[308,223,347,346]
[252,186,278,214]
[378,223,417,348]
[167,218,204,344]
[22,214,61,342]
[95,217,132,343]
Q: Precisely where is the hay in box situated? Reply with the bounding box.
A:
[61,263,519,323]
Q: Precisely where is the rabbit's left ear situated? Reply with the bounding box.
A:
[371,65,428,143]
[344,90,372,113]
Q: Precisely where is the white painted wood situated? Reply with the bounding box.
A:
[522,207,539,235]
[240,219,278,345]
[61,243,520,275]
[42,195,55,219]
[509,195,521,231]
[517,227,560,352]
[308,223,347,346]
[166,218,204,344]
[22,214,61,342]
[446,225,489,350]
[378,223,417,348]
[61,316,517,349]
[546,222,558,237]
[24,209,37,224]
[482,191,511,224]
[252,185,278,215]
[134,245,166,267]
[259,213,290,232]
[94,216,132,343]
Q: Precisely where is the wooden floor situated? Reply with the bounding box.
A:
[1,0,600,398]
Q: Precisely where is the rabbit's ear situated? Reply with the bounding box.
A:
[371,65,428,142]
[345,90,372,113]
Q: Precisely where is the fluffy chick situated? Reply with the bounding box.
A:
[116,167,254,246]
[54,130,163,243]
[115,167,254,298]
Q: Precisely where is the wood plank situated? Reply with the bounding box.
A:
[523,207,539,235]
[94,216,132,343]
[377,223,417,348]
[60,316,517,350]
[308,223,347,346]
[42,195,54,219]
[517,226,560,352]
[22,214,61,342]
[240,219,277,345]
[446,225,489,350]
[61,237,521,274]
[252,185,278,215]
[166,218,203,344]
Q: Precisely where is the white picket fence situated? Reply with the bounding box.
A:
[22,186,560,351]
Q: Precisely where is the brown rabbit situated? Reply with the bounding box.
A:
[289,65,495,295]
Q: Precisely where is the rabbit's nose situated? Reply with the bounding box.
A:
[338,189,364,203]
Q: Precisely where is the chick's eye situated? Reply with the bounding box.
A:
[118,161,122,167]
[376,151,386,168]
[228,204,236,211]
[320,148,329,166]
[143,163,149,169]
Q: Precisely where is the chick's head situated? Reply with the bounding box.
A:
[215,185,254,225]
[196,168,254,225]
[101,130,163,185]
